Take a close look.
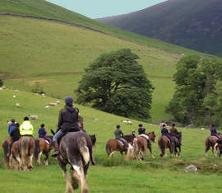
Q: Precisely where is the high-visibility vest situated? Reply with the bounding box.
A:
[19,121,34,136]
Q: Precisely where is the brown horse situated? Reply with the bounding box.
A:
[34,136,53,165]
[205,135,222,156]
[158,132,182,157]
[19,136,35,170]
[56,131,94,193]
[132,132,156,160]
[105,138,128,157]
[123,131,136,144]
[2,138,11,168]
[215,139,222,157]
[9,140,22,170]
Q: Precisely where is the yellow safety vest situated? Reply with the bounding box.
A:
[19,121,34,136]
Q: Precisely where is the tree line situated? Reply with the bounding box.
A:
[76,48,222,126]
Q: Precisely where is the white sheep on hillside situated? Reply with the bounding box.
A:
[15,103,21,108]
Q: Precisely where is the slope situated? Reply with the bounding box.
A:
[0,0,197,55]
[0,0,205,122]
[99,0,222,56]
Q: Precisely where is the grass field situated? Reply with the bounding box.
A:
[0,89,222,193]
[0,15,181,122]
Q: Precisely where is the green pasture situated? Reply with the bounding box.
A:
[0,89,221,193]
[0,0,196,55]
[0,16,180,122]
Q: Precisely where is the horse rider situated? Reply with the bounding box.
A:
[114,125,128,150]
[161,124,172,143]
[138,123,149,140]
[210,124,220,139]
[170,123,180,138]
[52,96,80,156]
[38,123,51,143]
[19,116,34,137]
[7,119,21,156]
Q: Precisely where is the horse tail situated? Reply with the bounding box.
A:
[2,140,10,167]
[78,136,90,165]
[158,137,165,157]
[105,141,111,156]
[34,139,40,160]
[21,137,29,156]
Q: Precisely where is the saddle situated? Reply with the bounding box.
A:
[117,139,124,146]
[139,134,149,141]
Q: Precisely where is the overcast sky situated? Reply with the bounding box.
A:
[48,0,167,18]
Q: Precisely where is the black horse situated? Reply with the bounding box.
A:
[56,131,95,193]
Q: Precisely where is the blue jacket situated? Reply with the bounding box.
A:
[38,127,47,138]
[8,123,17,135]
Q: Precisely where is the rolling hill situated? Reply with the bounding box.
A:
[99,0,222,56]
[0,0,204,122]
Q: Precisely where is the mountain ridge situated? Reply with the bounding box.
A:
[99,0,222,56]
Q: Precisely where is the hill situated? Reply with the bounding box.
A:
[99,0,222,56]
[0,0,204,122]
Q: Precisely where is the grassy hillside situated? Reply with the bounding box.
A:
[0,15,181,122]
[0,0,198,55]
[0,0,207,123]
[0,89,222,193]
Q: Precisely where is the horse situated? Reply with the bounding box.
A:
[205,135,222,156]
[56,131,94,193]
[132,132,156,160]
[123,131,136,144]
[19,136,35,170]
[105,137,129,157]
[9,140,22,170]
[2,138,11,168]
[34,136,53,165]
[89,134,96,147]
[158,132,182,157]
[215,138,222,157]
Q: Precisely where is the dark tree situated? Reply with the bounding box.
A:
[167,55,222,126]
[77,49,154,119]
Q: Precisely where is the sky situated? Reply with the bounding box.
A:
[47,0,167,18]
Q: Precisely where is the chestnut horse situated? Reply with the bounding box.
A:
[132,132,156,160]
[34,136,53,165]
[123,131,136,144]
[205,135,222,156]
[2,138,22,169]
[9,140,22,169]
[56,131,94,193]
[2,138,11,168]
[158,132,182,157]
[105,138,129,157]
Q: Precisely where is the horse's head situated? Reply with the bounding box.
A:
[147,131,156,142]
[177,132,182,143]
[89,134,96,146]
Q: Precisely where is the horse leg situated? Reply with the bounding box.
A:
[72,165,88,193]
[28,154,34,170]
[64,171,74,193]
[109,151,115,157]
[44,152,49,166]
[147,144,155,159]
[37,151,42,165]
